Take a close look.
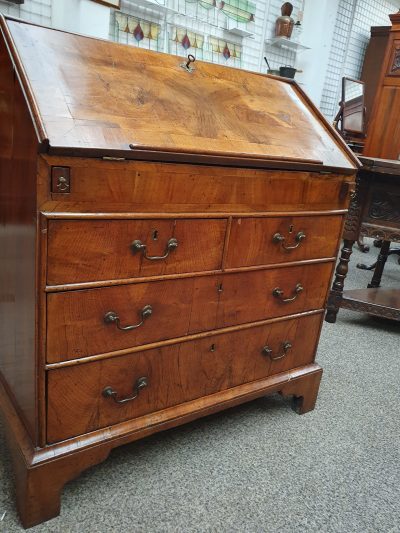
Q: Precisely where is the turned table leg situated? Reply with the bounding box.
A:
[325,172,366,324]
[368,240,391,288]
[325,238,356,323]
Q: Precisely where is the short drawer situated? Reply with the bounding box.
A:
[47,262,333,363]
[225,215,343,268]
[47,313,322,443]
[47,218,227,285]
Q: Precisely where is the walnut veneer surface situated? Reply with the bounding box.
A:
[0,15,359,528]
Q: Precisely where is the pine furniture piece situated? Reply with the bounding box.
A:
[0,15,359,528]
[326,156,400,323]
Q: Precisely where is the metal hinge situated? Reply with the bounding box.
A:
[51,167,70,193]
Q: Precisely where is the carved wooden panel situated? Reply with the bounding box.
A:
[387,41,400,76]
[364,188,400,227]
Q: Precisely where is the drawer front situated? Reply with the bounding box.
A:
[47,262,333,363]
[47,218,227,285]
[47,313,322,443]
[225,215,343,268]
[41,159,352,213]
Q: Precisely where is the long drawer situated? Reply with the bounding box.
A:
[225,215,342,268]
[46,262,333,362]
[46,312,322,443]
[47,218,227,285]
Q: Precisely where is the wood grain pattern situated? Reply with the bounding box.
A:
[361,25,391,130]
[3,17,357,172]
[364,14,400,159]
[0,37,38,442]
[1,360,322,528]
[225,215,342,268]
[47,218,227,284]
[0,14,355,529]
[47,313,322,442]
[47,263,333,363]
[37,157,354,214]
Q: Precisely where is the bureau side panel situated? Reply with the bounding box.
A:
[0,38,38,442]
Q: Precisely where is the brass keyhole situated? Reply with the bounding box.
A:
[217,282,223,293]
[289,225,294,233]
[210,344,216,352]
[152,230,159,241]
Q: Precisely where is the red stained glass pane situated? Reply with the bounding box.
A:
[182,33,191,50]
[133,23,144,42]
[223,44,231,60]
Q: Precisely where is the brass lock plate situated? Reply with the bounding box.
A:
[51,166,71,193]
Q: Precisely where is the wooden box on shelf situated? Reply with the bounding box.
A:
[0,15,359,528]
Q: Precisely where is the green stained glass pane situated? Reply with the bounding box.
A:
[198,0,216,9]
[220,0,255,22]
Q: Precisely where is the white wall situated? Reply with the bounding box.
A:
[52,0,110,38]
[0,0,51,24]
[295,0,340,106]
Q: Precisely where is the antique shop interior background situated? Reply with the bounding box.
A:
[2,0,400,122]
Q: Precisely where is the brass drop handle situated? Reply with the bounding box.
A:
[104,305,153,331]
[102,376,148,404]
[273,231,306,250]
[262,341,292,361]
[272,283,304,303]
[131,238,178,261]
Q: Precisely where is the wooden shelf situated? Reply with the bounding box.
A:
[265,36,310,53]
[341,288,400,321]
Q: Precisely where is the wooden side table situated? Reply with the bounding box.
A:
[326,156,400,323]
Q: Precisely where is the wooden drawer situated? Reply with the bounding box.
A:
[225,215,343,268]
[40,159,353,214]
[47,262,333,363]
[47,313,322,443]
[47,218,227,285]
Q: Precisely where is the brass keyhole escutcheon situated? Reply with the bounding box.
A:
[152,230,159,241]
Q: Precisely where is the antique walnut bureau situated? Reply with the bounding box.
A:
[0,16,359,528]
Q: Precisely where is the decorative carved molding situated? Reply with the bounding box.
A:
[341,298,400,321]
[367,190,400,223]
[391,47,400,72]
[360,224,400,244]
[343,173,363,240]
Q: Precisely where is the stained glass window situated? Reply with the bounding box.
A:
[114,12,162,51]
[219,0,255,23]
[208,37,242,66]
[169,26,205,59]
[179,0,255,24]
